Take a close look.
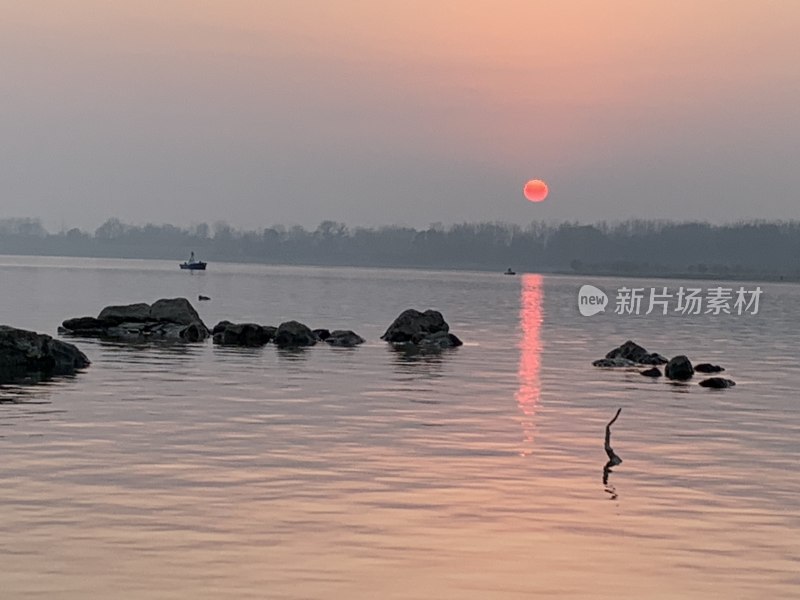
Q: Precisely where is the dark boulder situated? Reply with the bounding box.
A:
[381,309,449,343]
[640,367,662,377]
[0,325,90,383]
[274,321,317,348]
[381,309,463,351]
[213,323,275,346]
[699,377,736,389]
[325,330,365,347]
[665,355,694,381]
[695,363,725,373]
[313,328,331,341]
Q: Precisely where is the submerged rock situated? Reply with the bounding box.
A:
[60,298,209,342]
[274,321,317,348]
[212,323,275,347]
[325,330,366,347]
[593,357,637,368]
[212,320,234,336]
[61,316,106,336]
[695,363,725,373]
[416,330,463,348]
[0,325,90,383]
[699,377,736,389]
[640,367,662,377]
[313,328,331,341]
[665,355,694,380]
[640,353,669,366]
[592,340,669,367]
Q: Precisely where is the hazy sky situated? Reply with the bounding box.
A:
[2,1,799,230]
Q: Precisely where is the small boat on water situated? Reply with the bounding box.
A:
[504,267,516,275]
[180,252,207,271]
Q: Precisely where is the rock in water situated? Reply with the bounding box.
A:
[60,317,107,336]
[381,309,462,349]
[695,363,725,373]
[0,325,90,383]
[149,298,204,326]
[313,329,331,341]
[212,323,275,346]
[381,309,449,343]
[699,377,736,389]
[416,330,463,348]
[97,303,151,325]
[212,321,234,336]
[639,353,669,366]
[640,367,662,377]
[605,340,649,362]
[593,357,637,368]
[665,355,694,380]
[274,321,317,348]
[325,330,366,347]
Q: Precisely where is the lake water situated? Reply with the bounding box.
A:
[0,255,798,599]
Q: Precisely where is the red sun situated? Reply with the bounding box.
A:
[524,179,549,203]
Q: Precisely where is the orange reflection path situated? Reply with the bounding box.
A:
[516,274,543,456]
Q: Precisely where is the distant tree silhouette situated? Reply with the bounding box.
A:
[0,217,798,279]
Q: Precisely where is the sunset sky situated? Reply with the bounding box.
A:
[2,1,799,230]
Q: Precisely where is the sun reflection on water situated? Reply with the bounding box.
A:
[516,273,543,456]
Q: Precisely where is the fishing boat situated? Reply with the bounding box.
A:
[180,252,207,271]
[503,267,516,275]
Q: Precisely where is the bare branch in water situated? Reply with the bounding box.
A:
[603,408,623,487]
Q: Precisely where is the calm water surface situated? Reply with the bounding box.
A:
[0,256,798,599]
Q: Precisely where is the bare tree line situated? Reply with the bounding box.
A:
[1,217,798,279]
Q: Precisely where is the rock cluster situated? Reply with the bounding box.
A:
[594,340,735,389]
[10,304,468,386]
[61,298,210,342]
[212,320,365,348]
